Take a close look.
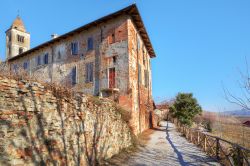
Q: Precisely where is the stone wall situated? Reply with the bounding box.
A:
[0,76,133,165]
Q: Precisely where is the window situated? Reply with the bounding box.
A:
[23,61,29,70]
[137,35,140,50]
[13,64,18,73]
[9,46,11,55]
[71,66,77,85]
[109,68,115,88]
[19,47,23,54]
[108,33,115,44]
[44,53,49,64]
[17,35,24,43]
[143,49,146,65]
[71,42,78,55]
[112,33,115,43]
[113,56,117,64]
[58,51,61,60]
[87,37,93,50]
[138,64,141,84]
[144,70,149,88]
[85,63,93,83]
[37,56,41,66]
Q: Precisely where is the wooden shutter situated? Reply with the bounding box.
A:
[44,53,48,64]
[88,38,93,50]
[72,66,77,85]
[86,63,93,83]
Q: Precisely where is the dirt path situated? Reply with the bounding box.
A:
[106,121,220,166]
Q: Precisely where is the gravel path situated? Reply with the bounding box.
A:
[107,121,220,166]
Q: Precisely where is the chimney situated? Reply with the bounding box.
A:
[51,34,59,39]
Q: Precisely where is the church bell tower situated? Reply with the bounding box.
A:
[5,16,30,59]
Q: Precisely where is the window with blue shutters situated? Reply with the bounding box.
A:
[37,56,41,66]
[23,61,29,70]
[13,64,18,73]
[44,53,49,64]
[72,66,77,85]
[85,63,93,83]
[71,42,78,55]
[87,37,93,51]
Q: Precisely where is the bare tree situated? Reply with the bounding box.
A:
[223,58,250,111]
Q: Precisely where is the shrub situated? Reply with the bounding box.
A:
[170,93,202,126]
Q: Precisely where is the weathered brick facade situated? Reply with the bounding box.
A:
[5,4,156,135]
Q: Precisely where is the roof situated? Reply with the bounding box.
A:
[8,4,156,61]
[243,121,250,126]
[10,16,26,32]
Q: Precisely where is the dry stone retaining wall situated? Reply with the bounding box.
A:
[0,76,133,165]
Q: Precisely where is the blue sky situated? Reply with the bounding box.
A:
[1,0,250,112]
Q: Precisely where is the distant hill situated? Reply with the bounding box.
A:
[222,109,250,117]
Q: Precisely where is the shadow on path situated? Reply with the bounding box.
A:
[165,121,188,166]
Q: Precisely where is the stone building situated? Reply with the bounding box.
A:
[5,4,156,134]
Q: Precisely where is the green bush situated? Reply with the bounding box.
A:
[170,93,202,126]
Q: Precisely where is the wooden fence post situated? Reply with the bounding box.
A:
[204,135,207,151]
[197,132,200,145]
[216,138,220,160]
[190,130,193,142]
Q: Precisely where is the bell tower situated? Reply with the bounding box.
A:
[5,16,30,59]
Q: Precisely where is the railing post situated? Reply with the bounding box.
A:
[190,130,192,143]
[204,135,207,151]
[216,138,220,160]
[197,131,200,145]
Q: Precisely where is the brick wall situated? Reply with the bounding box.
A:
[0,76,133,165]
